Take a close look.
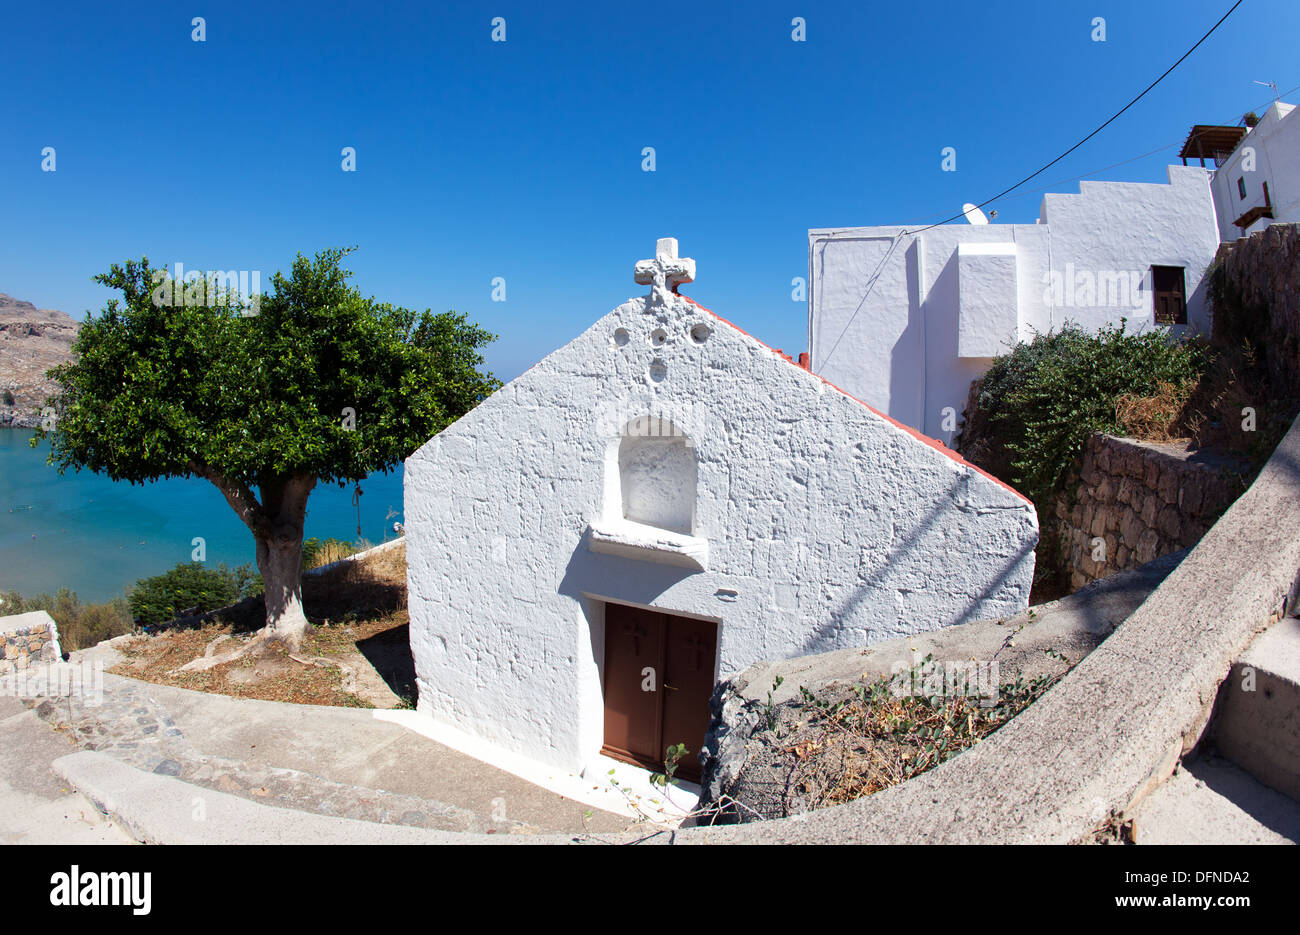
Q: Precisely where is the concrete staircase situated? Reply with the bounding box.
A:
[1134,618,1300,844]
[1214,618,1300,802]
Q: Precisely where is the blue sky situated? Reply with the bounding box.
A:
[1,0,1295,382]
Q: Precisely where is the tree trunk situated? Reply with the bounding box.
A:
[254,476,316,651]
[196,466,319,652]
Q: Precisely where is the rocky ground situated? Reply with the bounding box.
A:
[697,549,1188,823]
[0,292,78,428]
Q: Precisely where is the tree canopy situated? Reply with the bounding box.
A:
[43,247,499,487]
[37,246,500,647]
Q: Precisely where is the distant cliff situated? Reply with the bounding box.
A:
[0,293,78,429]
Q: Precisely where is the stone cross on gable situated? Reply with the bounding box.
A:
[634,237,695,306]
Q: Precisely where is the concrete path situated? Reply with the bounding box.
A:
[0,696,134,844]
[10,642,634,842]
[128,677,632,834]
[51,751,539,845]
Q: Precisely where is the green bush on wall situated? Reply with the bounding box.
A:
[979,320,1207,507]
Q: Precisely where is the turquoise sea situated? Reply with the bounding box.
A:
[0,429,405,603]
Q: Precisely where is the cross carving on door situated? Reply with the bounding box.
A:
[684,633,710,671]
[623,619,647,655]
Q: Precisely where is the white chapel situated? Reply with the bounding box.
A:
[404,239,1039,780]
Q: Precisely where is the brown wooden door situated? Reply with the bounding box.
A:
[601,604,663,768]
[659,615,717,782]
[1152,265,1187,325]
[601,603,717,783]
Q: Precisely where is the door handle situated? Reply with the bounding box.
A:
[664,683,679,691]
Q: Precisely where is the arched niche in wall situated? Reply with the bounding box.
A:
[618,415,696,535]
[588,414,708,571]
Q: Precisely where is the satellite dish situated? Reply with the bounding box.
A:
[962,203,989,225]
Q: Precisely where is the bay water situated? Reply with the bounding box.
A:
[0,428,405,603]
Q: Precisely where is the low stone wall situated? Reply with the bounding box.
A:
[1056,433,1247,591]
[1,611,62,675]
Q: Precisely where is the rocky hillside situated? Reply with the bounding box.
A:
[0,293,78,428]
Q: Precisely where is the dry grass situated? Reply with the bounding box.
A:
[772,664,1064,810]
[109,541,414,708]
[1115,380,1194,442]
[1116,342,1298,464]
[304,537,369,571]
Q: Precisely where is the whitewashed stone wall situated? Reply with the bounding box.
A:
[405,267,1038,774]
[0,611,61,675]
[810,165,1221,441]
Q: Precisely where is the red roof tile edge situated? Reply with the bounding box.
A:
[677,293,1035,508]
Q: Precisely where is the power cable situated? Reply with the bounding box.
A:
[904,0,1245,233]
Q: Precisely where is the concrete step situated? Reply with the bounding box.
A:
[52,751,485,845]
[1213,617,1300,801]
[0,698,134,845]
[1133,754,1300,844]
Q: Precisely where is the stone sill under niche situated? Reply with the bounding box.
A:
[586,518,709,571]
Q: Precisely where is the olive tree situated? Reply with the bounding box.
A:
[39,247,499,650]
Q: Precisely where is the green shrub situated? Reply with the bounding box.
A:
[979,321,1206,507]
[127,562,260,626]
[1,389,14,406]
[0,588,132,652]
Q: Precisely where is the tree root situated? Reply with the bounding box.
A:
[285,652,357,693]
[176,634,247,673]
[174,630,291,673]
[172,625,340,681]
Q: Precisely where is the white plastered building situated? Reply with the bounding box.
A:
[404,239,1038,780]
[1181,101,1300,241]
[808,165,1221,440]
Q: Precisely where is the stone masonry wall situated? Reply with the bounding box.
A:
[1212,222,1300,396]
[0,612,62,676]
[1056,433,1247,591]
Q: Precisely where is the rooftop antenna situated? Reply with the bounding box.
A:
[1253,79,1280,101]
[961,203,989,225]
